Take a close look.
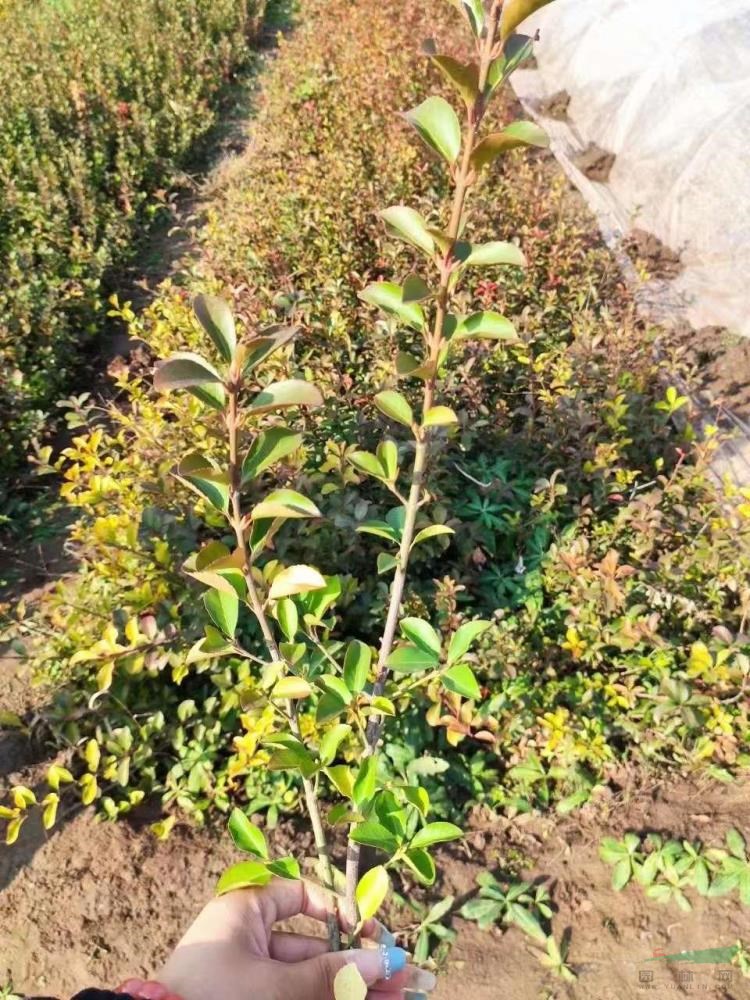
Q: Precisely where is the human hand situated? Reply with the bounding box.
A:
[133,878,436,1000]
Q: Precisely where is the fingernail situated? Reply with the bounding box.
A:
[381,945,408,979]
[404,993,429,1000]
[406,967,437,992]
[375,922,397,947]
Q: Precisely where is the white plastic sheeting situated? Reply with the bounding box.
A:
[511,0,750,338]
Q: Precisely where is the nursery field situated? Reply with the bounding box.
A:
[1,0,750,997]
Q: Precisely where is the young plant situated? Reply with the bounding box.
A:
[151,0,558,980]
[461,872,574,982]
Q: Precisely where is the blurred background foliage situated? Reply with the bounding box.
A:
[0,0,266,489]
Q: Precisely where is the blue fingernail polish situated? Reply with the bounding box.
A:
[387,946,407,975]
[379,928,397,947]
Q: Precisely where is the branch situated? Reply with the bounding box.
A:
[344,0,504,927]
[226,368,342,952]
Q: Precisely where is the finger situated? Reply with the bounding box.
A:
[255,878,345,931]
[290,946,438,1000]
[270,931,330,962]
[361,918,398,947]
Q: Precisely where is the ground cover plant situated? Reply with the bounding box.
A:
[0,0,266,490]
[2,0,750,979]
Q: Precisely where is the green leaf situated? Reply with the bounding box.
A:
[611,857,632,891]
[252,489,321,520]
[377,553,398,575]
[411,821,463,851]
[316,692,349,724]
[243,325,298,373]
[403,786,430,817]
[404,96,461,166]
[412,524,454,548]
[509,903,548,945]
[387,644,438,673]
[356,865,390,922]
[242,428,302,483]
[344,640,371,693]
[447,620,491,664]
[380,206,435,255]
[470,121,549,171]
[247,380,323,415]
[153,352,223,393]
[402,274,432,303]
[266,856,301,880]
[228,808,269,859]
[500,0,554,40]
[454,311,518,342]
[275,598,299,641]
[357,520,400,543]
[422,41,479,107]
[400,617,441,656]
[464,241,526,268]
[360,282,425,330]
[376,440,399,480]
[318,674,353,705]
[325,765,355,799]
[404,848,436,885]
[193,293,236,363]
[442,663,481,700]
[487,34,535,95]
[216,860,272,895]
[271,676,313,700]
[726,827,747,859]
[189,382,226,411]
[349,450,386,479]
[374,390,414,427]
[184,544,247,599]
[423,405,458,427]
[320,725,352,766]
[350,821,399,855]
[176,453,230,512]
[204,589,238,637]
[443,0,484,36]
[353,756,378,809]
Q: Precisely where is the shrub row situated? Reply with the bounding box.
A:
[3,0,749,838]
[0,0,265,488]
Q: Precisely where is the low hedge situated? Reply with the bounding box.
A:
[3,0,749,837]
[0,0,265,489]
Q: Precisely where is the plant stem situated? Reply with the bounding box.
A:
[226,378,341,952]
[344,1,502,927]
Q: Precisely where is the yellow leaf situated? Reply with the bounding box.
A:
[0,805,19,819]
[5,815,25,845]
[269,564,326,600]
[97,660,115,691]
[271,676,313,700]
[151,815,176,841]
[47,764,74,791]
[333,963,368,1000]
[103,623,119,646]
[85,739,101,772]
[125,617,140,644]
[355,865,390,921]
[11,785,36,809]
[688,642,712,677]
[42,793,59,829]
[79,773,98,806]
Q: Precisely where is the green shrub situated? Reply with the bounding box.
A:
[0,0,265,488]
[3,0,749,850]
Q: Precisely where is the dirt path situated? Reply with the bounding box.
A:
[2,771,748,999]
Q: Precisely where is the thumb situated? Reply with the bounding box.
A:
[291,945,408,999]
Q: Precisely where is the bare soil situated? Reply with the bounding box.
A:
[574,143,616,183]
